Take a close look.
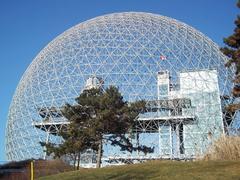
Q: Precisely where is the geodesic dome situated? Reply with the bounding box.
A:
[6,12,236,163]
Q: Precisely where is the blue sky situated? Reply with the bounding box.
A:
[0,0,238,161]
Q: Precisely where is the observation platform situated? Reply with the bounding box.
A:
[38,107,62,118]
[33,97,196,134]
[138,114,195,123]
[146,98,192,110]
[32,121,69,135]
[33,107,69,135]
[135,112,196,132]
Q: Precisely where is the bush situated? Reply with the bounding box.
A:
[204,135,240,160]
[34,159,74,178]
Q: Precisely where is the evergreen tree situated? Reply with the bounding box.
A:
[221,1,240,113]
[42,86,153,168]
[221,1,240,81]
[72,86,152,168]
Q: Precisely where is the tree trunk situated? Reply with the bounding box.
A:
[96,139,103,168]
[73,153,77,170]
[77,152,81,170]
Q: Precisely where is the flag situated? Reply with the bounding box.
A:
[160,55,167,60]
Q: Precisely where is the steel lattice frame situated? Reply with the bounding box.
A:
[6,12,238,165]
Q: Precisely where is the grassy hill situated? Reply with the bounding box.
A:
[39,160,240,180]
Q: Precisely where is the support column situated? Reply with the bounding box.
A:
[170,125,173,159]
[158,125,161,156]
[43,131,50,160]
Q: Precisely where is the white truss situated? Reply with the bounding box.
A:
[5,12,238,165]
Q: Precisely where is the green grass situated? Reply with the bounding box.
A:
[38,160,240,180]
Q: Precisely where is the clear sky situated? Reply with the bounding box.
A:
[0,0,238,161]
